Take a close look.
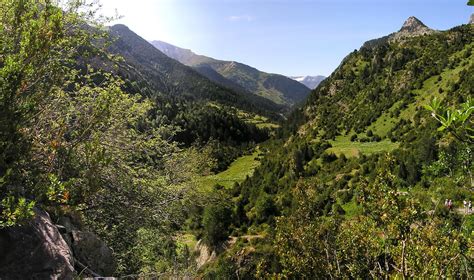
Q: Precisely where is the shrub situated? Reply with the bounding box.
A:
[202,204,232,248]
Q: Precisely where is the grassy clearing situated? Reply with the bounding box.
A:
[400,45,473,121]
[175,233,197,250]
[237,110,280,129]
[196,149,261,191]
[366,102,400,138]
[207,102,280,129]
[327,135,399,158]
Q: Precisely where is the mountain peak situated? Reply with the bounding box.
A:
[388,16,435,41]
[400,16,429,33]
[111,24,130,31]
[361,16,435,49]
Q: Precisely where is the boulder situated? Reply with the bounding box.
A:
[70,230,117,276]
[0,208,75,279]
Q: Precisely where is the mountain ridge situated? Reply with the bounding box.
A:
[150,40,312,107]
[106,24,284,118]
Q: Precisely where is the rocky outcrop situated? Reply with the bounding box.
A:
[470,14,474,25]
[195,240,217,268]
[390,16,435,42]
[0,208,75,279]
[0,209,117,279]
[70,230,116,276]
[57,216,117,277]
[399,16,431,34]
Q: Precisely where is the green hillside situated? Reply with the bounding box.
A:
[199,22,474,278]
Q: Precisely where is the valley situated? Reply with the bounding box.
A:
[0,1,473,279]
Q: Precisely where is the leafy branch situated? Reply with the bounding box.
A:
[425,97,474,144]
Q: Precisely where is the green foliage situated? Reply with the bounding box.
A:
[156,102,269,147]
[202,203,233,248]
[130,227,192,275]
[272,159,472,278]
[0,196,35,228]
[252,193,277,224]
[0,0,202,275]
[210,21,474,279]
[0,0,99,225]
[425,97,473,143]
[202,257,238,280]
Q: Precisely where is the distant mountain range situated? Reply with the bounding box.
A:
[150,40,313,107]
[289,75,326,89]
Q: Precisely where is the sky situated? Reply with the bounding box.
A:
[99,0,474,77]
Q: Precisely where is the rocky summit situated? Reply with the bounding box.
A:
[399,16,430,33]
[391,16,434,41]
[363,16,437,49]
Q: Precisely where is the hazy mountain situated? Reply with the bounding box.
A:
[150,40,311,107]
[289,75,326,89]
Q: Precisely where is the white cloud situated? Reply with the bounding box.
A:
[228,15,255,22]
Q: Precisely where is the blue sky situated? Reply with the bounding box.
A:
[100,0,473,76]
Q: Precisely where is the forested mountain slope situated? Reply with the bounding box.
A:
[199,18,474,278]
[108,25,284,118]
[151,40,312,106]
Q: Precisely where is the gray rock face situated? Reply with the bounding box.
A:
[0,208,75,279]
[56,215,117,277]
[470,14,474,24]
[70,230,117,276]
[391,16,434,41]
[399,16,430,33]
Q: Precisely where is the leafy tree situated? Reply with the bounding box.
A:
[0,0,200,274]
[202,203,232,248]
[426,98,474,186]
[425,97,473,144]
[0,0,100,226]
